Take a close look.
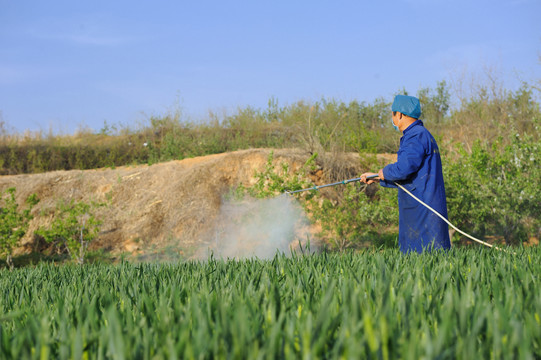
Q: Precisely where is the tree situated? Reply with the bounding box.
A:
[0,188,39,269]
[417,80,451,124]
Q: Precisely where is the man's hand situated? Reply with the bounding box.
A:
[360,171,380,184]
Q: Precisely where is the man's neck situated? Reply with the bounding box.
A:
[399,117,417,132]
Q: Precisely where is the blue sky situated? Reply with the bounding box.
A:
[1,0,539,133]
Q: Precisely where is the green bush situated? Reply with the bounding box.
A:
[36,199,104,264]
[0,188,39,269]
[444,127,541,245]
[310,184,398,251]
[247,152,316,198]
[244,152,399,250]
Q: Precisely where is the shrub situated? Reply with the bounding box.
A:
[310,184,398,251]
[444,127,541,245]
[245,152,399,250]
[36,199,104,264]
[248,151,316,198]
[0,188,39,269]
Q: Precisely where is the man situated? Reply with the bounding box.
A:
[360,95,451,253]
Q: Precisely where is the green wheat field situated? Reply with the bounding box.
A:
[1,247,540,359]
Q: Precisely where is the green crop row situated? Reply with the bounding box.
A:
[1,248,540,359]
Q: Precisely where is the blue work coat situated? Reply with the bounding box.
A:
[380,120,451,253]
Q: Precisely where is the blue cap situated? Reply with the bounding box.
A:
[392,95,421,119]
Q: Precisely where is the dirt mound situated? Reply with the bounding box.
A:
[0,149,395,259]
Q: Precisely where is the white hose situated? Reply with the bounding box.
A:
[393,182,506,252]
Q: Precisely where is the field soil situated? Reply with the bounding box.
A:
[0,148,395,259]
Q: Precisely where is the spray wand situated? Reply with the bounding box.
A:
[285,174,378,195]
[286,174,506,251]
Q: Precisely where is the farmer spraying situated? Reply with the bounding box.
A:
[360,95,451,253]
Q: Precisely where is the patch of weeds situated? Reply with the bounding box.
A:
[85,249,114,264]
[0,252,68,269]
